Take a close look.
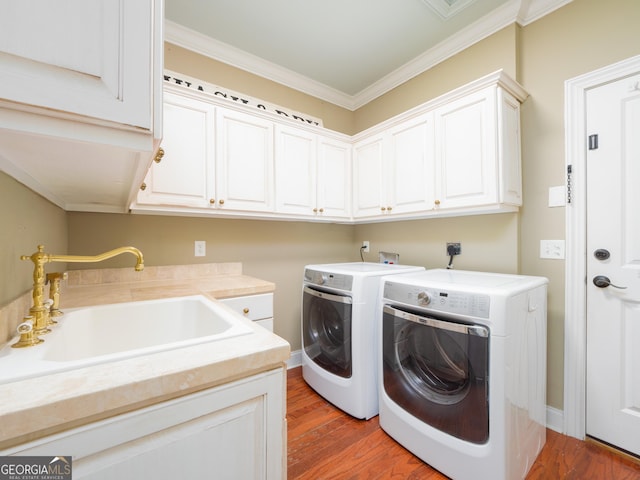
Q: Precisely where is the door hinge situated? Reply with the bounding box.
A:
[567,165,572,204]
[588,134,599,150]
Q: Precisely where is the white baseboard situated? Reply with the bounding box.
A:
[546,406,564,433]
[288,349,566,435]
[287,349,302,369]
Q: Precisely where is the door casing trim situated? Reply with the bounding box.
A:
[564,54,640,439]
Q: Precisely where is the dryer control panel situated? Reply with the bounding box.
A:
[383,281,490,319]
[304,269,353,291]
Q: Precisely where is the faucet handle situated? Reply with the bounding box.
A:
[11,316,44,348]
[47,272,67,318]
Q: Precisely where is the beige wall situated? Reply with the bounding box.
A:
[0,171,67,306]
[2,0,639,413]
[354,213,519,272]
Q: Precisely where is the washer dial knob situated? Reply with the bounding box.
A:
[417,291,431,306]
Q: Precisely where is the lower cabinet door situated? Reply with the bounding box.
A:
[2,369,286,480]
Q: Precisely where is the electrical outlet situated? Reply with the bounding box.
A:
[540,240,565,259]
[447,243,461,256]
[362,241,370,253]
[194,240,206,257]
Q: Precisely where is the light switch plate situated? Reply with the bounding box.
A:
[548,186,566,207]
[540,240,565,259]
[194,240,206,257]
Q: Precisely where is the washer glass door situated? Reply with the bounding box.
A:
[303,286,353,378]
[382,304,490,444]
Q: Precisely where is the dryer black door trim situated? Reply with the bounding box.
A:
[382,304,490,444]
[302,286,353,378]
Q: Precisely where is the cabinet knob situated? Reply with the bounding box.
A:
[219,199,225,205]
[140,182,147,191]
[209,198,215,204]
[243,308,250,315]
[313,208,318,213]
[381,207,386,211]
[154,147,165,163]
[319,208,324,213]
[387,206,392,211]
[434,199,441,206]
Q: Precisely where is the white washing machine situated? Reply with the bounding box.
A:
[302,262,424,419]
[379,269,547,480]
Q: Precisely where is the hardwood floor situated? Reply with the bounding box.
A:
[287,367,640,479]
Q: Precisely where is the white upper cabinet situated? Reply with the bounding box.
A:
[388,113,436,215]
[353,113,435,218]
[276,126,351,219]
[434,87,498,210]
[353,71,526,222]
[353,134,385,218]
[0,0,156,129]
[132,70,526,223]
[433,85,523,212]
[316,136,351,219]
[136,91,215,209]
[216,107,274,212]
[0,0,163,213]
[275,125,317,216]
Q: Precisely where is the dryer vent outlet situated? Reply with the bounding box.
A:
[447,243,461,256]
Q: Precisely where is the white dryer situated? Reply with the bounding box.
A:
[302,262,424,419]
[379,269,548,480]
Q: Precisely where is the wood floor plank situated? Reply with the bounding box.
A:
[287,367,640,479]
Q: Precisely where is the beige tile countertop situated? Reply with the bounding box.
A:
[0,263,290,450]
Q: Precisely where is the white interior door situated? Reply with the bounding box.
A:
[586,72,640,455]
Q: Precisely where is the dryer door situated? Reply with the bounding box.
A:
[382,305,490,444]
[302,286,353,378]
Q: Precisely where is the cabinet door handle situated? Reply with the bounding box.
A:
[154,147,165,163]
[319,208,324,213]
[140,182,147,191]
[243,308,250,314]
[434,199,441,206]
[381,207,387,211]
[387,206,392,211]
[209,198,215,204]
[313,208,318,213]
[219,199,225,205]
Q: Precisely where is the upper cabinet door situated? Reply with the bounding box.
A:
[216,107,275,212]
[352,135,386,218]
[434,87,498,209]
[137,92,215,208]
[387,113,436,215]
[275,125,317,216]
[317,136,351,219]
[0,0,157,130]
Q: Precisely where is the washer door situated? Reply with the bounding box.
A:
[382,305,490,444]
[302,286,353,378]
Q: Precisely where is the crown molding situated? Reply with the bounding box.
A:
[165,0,572,111]
[164,21,355,109]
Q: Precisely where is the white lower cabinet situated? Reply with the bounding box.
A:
[3,368,286,480]
[220,293,274,332]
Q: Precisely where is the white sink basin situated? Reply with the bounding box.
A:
[0,295,254,384]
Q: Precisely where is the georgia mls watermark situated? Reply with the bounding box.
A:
[0,456,72,480]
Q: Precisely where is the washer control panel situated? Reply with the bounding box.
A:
[304,269,353,291]
[383,281,490,319]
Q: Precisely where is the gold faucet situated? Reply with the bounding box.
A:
[20,245,144,335]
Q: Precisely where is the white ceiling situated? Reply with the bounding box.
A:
[165,0,571,110]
